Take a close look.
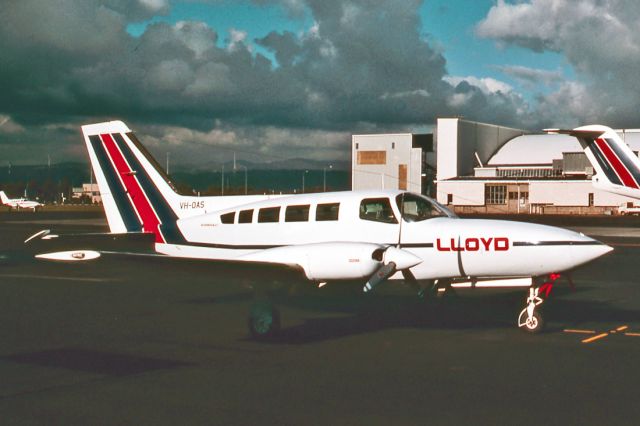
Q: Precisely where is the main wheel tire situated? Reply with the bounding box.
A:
[248,302,281,339]
[518,308,545,334]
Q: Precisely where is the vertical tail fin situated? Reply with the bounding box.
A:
[547,125,640,199]
[81,121,187,244]
[0,191,8,204]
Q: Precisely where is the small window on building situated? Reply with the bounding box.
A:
[316,203,340,221]
[588,193,594,207]
[447,194,453,204]
[360,198,398,224]
[221,212,235,224]
[485,185,507,205]
[285,205,310,222]
[239,209,253,223]
[258,207,281,223]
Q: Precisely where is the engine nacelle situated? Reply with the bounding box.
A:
[240,242,386,281]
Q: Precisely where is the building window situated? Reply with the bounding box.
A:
[357,151,386,165]
[398,164,407,190]
[359,198,398,224]
[285,205,310,222]
[238,209,253,223]
[485,185,507,204]
[220,212,235,224]
[316,203,340,221]
[258,207,281,223]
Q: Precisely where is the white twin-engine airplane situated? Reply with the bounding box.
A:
[547,125,640,200]
[0,190,42,211]
[28,121,612,337]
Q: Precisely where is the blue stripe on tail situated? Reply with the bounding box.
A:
[88,135,142,232]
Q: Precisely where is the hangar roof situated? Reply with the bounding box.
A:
[487,131,640,166]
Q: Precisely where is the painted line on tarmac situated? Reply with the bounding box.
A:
[582,333,609,344]
[0,274,115,283]
[564,329,596,334]
[563,324,640,344]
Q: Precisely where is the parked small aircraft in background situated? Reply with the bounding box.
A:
[547,125,640,200]
[26,121,612,337]
[0,190,42,211]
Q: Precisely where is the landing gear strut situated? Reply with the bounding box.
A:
[517,287,545,333]
[517,274,561,333]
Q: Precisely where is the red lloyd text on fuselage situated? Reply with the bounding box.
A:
[436,237,509,252]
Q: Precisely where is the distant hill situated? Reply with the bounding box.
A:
[171,168,350,194]
[0,162,351,200]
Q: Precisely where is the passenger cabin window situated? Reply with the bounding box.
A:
[220,212,235,224]
[285,205,310,222]
[238,209,253,224]
[258,207,281,223]
[359,198,397,224]
[316,203,340,221]
[395,193,455,222]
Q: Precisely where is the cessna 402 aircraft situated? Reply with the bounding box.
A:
[26,121,613,337]
[0,190,42,211]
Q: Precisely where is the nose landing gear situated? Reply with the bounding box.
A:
[517,273,561,333]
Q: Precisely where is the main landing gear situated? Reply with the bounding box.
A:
[248,299,281,339]
[517,273,561,333]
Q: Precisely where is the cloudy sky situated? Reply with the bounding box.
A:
[1,0,638,166]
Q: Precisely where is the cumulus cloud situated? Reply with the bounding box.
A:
[477,0,640,127]
[444,76,514,95]
[495,65,563,87]
[0,0,538,164]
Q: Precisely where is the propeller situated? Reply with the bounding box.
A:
[363,246,422,293]
[363,193,423,293]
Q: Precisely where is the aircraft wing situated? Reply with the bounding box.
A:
[19,229,308,283]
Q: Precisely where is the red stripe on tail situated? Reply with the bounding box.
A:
[100,133,165,243]
[595,138,639,189]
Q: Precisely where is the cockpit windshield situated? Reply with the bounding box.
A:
[395,193,457,222]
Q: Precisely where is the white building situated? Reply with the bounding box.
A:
[352,133,435,194]
[436,128,640,214]
[351,117,640,214]
[72,183,102,203]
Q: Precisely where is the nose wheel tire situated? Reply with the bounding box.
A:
[249,301,281,339]
[518,308,544,333]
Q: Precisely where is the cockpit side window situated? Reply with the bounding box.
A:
[395,193,456,222]
[359,198,398,224]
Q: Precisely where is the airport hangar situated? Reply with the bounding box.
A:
[352,118,640,215]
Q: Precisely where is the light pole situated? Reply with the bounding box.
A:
[323,165,333,192]
[240,165,248,195]
[302,170,309,193]
[221,164,225,196]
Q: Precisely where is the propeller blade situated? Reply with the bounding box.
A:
[566,272,576,291]
[363,261,396,292]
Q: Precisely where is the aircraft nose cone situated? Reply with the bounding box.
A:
[569,236,613,266]
[528,224,613,271]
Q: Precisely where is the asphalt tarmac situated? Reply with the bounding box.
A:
[1,211,640,425]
